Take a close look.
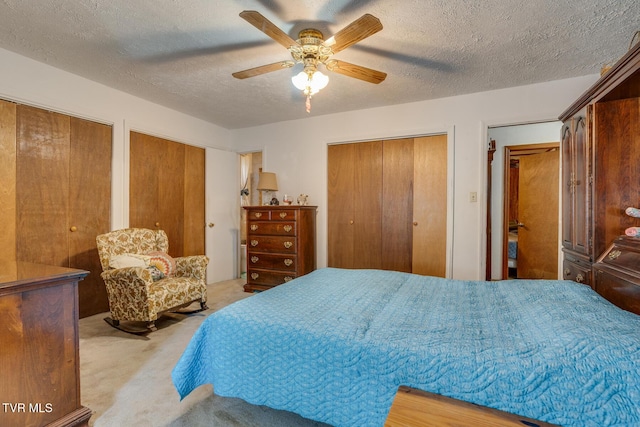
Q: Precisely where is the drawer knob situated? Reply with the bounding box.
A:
[564,268,571,276]
[284,259,293,266]
[251,256,259,263]
[254,212,262,218]
[250,240,258,247]
[251,224,258,231]
[284,276,293,282]
[284,241,293,249]
[251,273,259,280]
[575,274,585,283]
[280,212,287,218]
[608,249,621,260]
[283,225,292,232]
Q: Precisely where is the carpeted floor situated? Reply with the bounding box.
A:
[79,279,331,426]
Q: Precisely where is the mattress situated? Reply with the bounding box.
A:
[172,268,640,427]
[508,231,518,260]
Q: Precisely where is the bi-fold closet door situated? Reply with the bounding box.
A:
[327,134,447,277]
[0,100,112,317]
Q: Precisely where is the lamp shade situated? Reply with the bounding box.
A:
[257,172,278,191]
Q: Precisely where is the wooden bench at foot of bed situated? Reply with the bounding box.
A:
[385,386,558,427]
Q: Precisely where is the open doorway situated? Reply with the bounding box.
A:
[487,122,562,280]
[239,151,262,279]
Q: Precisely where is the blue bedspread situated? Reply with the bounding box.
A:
[172,268,640,427]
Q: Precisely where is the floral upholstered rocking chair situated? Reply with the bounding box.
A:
[96,228,209,333]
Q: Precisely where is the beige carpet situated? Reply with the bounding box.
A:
[79,279,330,426]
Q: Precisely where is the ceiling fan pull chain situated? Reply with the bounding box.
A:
[306,95,311,113]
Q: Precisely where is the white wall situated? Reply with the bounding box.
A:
[233,75,598,280]
[488,122,563,280]
[1,46,601,281]
[0,47,237,281]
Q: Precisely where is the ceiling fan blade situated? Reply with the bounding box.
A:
[239,10,299,49]
[325,14,382,54]
[325,59,386,84]
[233,60,295,79]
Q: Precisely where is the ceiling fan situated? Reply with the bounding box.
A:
[232,10,387,112]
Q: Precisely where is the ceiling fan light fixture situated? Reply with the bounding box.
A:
[292,70,329,96]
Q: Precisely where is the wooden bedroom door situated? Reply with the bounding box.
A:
[517,149,559,279]
[412,134,448,277]
[327,141,383,268]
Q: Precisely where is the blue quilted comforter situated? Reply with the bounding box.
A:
[172,268,640,427]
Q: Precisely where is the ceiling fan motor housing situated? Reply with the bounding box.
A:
[290,28,333,70]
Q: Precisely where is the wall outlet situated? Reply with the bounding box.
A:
[469,192,478,202]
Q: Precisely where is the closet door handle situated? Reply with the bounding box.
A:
[70,226,78,232]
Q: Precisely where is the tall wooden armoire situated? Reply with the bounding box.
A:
[560,40,640,313]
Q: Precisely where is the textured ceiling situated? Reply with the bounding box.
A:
[0,0,638,129]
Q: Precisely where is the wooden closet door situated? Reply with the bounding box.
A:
[183,144,205,255]
[328,141,383,268]
[16,105,70,266]
[129,131,160,230]
[69,117,112,317]
[382,138,414,272]
[412,135,448,277]
[0,100,16,261]
[130,132,195,258]
[328,143,356,268]
[130,132,185,256]
[158,138,185,256]
[354,141,383,268]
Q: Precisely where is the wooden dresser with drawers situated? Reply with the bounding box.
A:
[243,205,317,292]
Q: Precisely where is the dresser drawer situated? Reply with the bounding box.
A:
[247,209,272,220]
[248,221,296,236]
[248,236,296,253]
[248,253,297,272]
[562,259,591,287]
[247,269,296,286]
[270,209,298,221]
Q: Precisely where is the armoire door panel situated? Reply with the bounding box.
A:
[412,135,448,277]
[382,138,413,272]
[573,115,589,255]
[183,144,205,256]
[560,123,573,249]
[16,105,70,266]
[0,100,17,261]
[69,117,112,317]
[595,98,640,258]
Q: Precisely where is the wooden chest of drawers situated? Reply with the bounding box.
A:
[244,205,317,292]
[593,235,640,315]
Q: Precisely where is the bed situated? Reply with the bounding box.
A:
[172,268,640,426]
[508,230,518,269]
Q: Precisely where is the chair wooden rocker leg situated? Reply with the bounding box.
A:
[103,299,208,335]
